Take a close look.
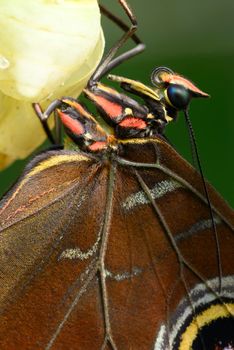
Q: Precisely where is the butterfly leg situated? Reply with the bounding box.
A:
[33,100,63,146]
[91,0,145,85]
[33,1,144,148]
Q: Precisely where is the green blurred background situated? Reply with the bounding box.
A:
[0,0,234,207]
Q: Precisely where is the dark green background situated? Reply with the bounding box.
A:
[0,0,234,207]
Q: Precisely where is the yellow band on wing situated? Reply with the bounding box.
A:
[179,303,234,350]
[28,154,90,178]
[0,153,91,214]
[118,137,163,146]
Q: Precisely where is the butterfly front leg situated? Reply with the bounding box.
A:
[33,100,63,146]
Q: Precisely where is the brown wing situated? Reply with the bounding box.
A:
[105,139,234,349]
[0,149,109,349]
[0,139,233,350]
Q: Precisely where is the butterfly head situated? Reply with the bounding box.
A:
[151,66,209,111]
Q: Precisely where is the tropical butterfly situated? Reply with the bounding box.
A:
[0,1,233,349]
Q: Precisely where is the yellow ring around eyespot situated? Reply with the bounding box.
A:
[179,303,234,350]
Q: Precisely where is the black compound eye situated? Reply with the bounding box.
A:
[166,84,191,110]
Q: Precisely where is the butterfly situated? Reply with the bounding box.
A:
[0,1,233,349]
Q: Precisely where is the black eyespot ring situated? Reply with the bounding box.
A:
[151,66,174,88]
[154,276,234,350]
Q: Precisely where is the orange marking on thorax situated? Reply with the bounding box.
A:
[119,117,147,129]
[58,110,84,136]
[95,95,123,118]
[87,92,123,119]
[88,141,108,152]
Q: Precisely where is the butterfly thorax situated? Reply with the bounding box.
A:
[56,68,208,154]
